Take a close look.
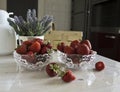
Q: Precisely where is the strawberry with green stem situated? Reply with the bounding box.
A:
[46,63,60,77]
[61,70,76,82]
[46,62,76,82]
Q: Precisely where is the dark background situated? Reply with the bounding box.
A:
[71,0,120,61]
[7,0,38,19]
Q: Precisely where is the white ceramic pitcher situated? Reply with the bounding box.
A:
[0,10,17,55]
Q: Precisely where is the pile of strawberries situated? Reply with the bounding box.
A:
[57,39,92,55]
[15,38,52,64]
[57,39,94,64]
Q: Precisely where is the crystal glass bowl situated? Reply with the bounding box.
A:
[59,50,97,70]
[13,51,51,71]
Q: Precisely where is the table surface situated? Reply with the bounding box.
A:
[0,54,120,92]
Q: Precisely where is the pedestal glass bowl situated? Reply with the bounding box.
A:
[13,51,51,71]
[59,50,97,70]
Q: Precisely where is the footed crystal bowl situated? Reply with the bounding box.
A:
[13,51,51,71]
[59,50,97,70]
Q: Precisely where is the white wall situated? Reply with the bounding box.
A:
[38,0,71,30]
[0,0,7,10]
[38,0,45,19]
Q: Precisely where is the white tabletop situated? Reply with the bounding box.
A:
[0,54,120,92]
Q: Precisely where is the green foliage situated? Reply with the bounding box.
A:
[7,9,53,36]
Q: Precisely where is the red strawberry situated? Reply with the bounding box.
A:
[23,51,35,64]
[64,46,74,54]
[80,39,92,49]
[62,70,76,82]
[22,40,32,46]
[40,46,48,54]
[16,44,27,54]
[46,42,52,49]
[76,44,90,55]
[46,63,59,77]
[29,41,41,53]
[32,38,44,45]
[67,55,80,64]
[27,51,34,55]
[57,42,65,52]
[95,61,105,71]
[70,40,80,49]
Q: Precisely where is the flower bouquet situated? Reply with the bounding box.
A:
[7,9,53,36]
